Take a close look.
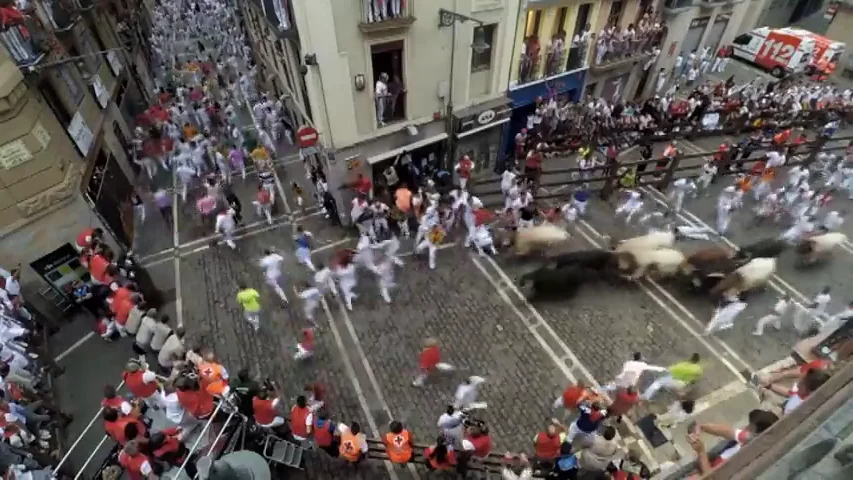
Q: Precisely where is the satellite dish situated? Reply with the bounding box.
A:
[197,451,271,480]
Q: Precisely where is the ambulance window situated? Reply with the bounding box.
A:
[733,34,751,45]
[830,51,842,63]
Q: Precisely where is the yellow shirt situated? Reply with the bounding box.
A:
[251,147,269,162]
[237,288,262,312]
[669,361,703,384]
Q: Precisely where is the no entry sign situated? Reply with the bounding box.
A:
[296,126,319,148]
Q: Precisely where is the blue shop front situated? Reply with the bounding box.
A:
[502,70,586,160]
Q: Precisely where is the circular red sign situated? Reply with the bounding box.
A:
[296,126,319,148]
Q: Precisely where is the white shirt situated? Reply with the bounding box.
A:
[375,80,389,97]
[0,270,20,296]
[158,334,184,368]
[150,322,172,351]
[159,391,185,424]
[613,360,666,387]
[259,254,284,279]
[215,213,236,233]
[812,293,831,313]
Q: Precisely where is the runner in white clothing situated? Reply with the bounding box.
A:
[258,249,288,303]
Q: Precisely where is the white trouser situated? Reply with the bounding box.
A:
[716,209,730,234]
[265,275,288,302]
[416,240,438,269]
[378,276,394,303]
[296,247,316,271]
[244,311,260,330]
[641,375,685,401]
[254,202,273,224]
[754,314,782,335]
[302,300,319,325]
[339,279,357,311]
[670,191,685,213]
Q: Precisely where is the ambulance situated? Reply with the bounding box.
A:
[730,27,815,77]
[730,27,846,78]
[782,27,846,76]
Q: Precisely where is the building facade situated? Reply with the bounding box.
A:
[0,0,152,313]
[241,0,522,216]
[649,0,764,97]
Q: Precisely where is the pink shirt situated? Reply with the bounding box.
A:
[229,149,245,168]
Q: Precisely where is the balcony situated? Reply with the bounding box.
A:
[589,33,660,74]
[698,0,728,8]
[41,0,80,32]
[543,45,566,77]
[252,0,297,38]
[663,0,694,15]
[566,41,589,72]
[359,0,415,34]
[1,19,48,69]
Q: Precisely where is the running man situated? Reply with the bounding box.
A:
[258,248,288,303]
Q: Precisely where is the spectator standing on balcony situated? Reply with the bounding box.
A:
[388,74,404,120]
[375,72,390,127]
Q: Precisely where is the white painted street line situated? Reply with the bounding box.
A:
[574,220,757,380]
[140,210,323,267]
[327,286,422,479]
[180,235,352,259]
[317,297,403,480]
[55,331,96,363]
[690,380,749,418]
[471,254,659,471]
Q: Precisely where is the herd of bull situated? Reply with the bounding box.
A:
[510,225,849,302]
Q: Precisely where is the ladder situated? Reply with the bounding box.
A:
[261,435,304,469]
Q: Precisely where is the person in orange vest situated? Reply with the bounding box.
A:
[197,350,230,397]
[311,409,340,457]
[118,440,156,480]
[533,422,566,468]
[175,376,216,422]
[290,395,313,442]
[123,359,159,408]
[338,421,368,464]
[383,420,414,465]
[252,385,286,433]
[103,408,147,446]
[425,435,457,471]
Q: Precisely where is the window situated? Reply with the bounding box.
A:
[38,79,72,127]
[370,40,405,126]
[733,34,752,45]
[525,10,542,37]
[607,0,625,27]
[471,24,496,71]
[56,65,83,107]
[573,3,592,39]
[556,7,568,35]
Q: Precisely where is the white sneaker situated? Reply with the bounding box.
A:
[39,430,51,440]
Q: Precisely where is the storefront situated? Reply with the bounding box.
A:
[505,70,585,157]
[452,97,512,175]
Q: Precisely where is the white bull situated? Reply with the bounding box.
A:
[710,257,777,299]
[514,223,571,256]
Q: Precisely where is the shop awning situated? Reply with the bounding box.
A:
[367,132,448,165]
[457,117,510,139]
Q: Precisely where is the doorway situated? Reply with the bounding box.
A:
[85,149,135,248]
[371,40,406,124]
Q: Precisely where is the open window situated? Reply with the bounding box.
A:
[733,34,752,45]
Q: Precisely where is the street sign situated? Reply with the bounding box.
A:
[296,126,319,148]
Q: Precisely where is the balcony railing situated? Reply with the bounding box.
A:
[374,89,406,128]
[517,52,541,86]
[590,29,662,72]
[41,0,80,32]
[359,0,415,33]
[1,22,47,69]
[544,46,566,77]
[253,0,297,37]
[566,41,589,72]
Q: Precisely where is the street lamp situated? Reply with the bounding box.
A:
[438,8,490,169]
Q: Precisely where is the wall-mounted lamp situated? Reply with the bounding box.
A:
[354,74,365,91]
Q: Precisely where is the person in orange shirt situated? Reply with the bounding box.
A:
[338,421,368,463]
[412,338,455,387]
[552,381,596,410]
[183,123,198,141]
[383,420,414,464]
[197,351,229,397]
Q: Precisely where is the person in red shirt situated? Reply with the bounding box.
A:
[412,338,454,387]
[462,423,492,459]
[149,427,197,477]
[353,174,372,198]
[455,155,475,191]
[524,147,543,189]
[607,386,640,422]
[102,384,133,416]
[103,408,147,446]
[118,440,155,480]
[553,381,595,410]
[76,227,104,252]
